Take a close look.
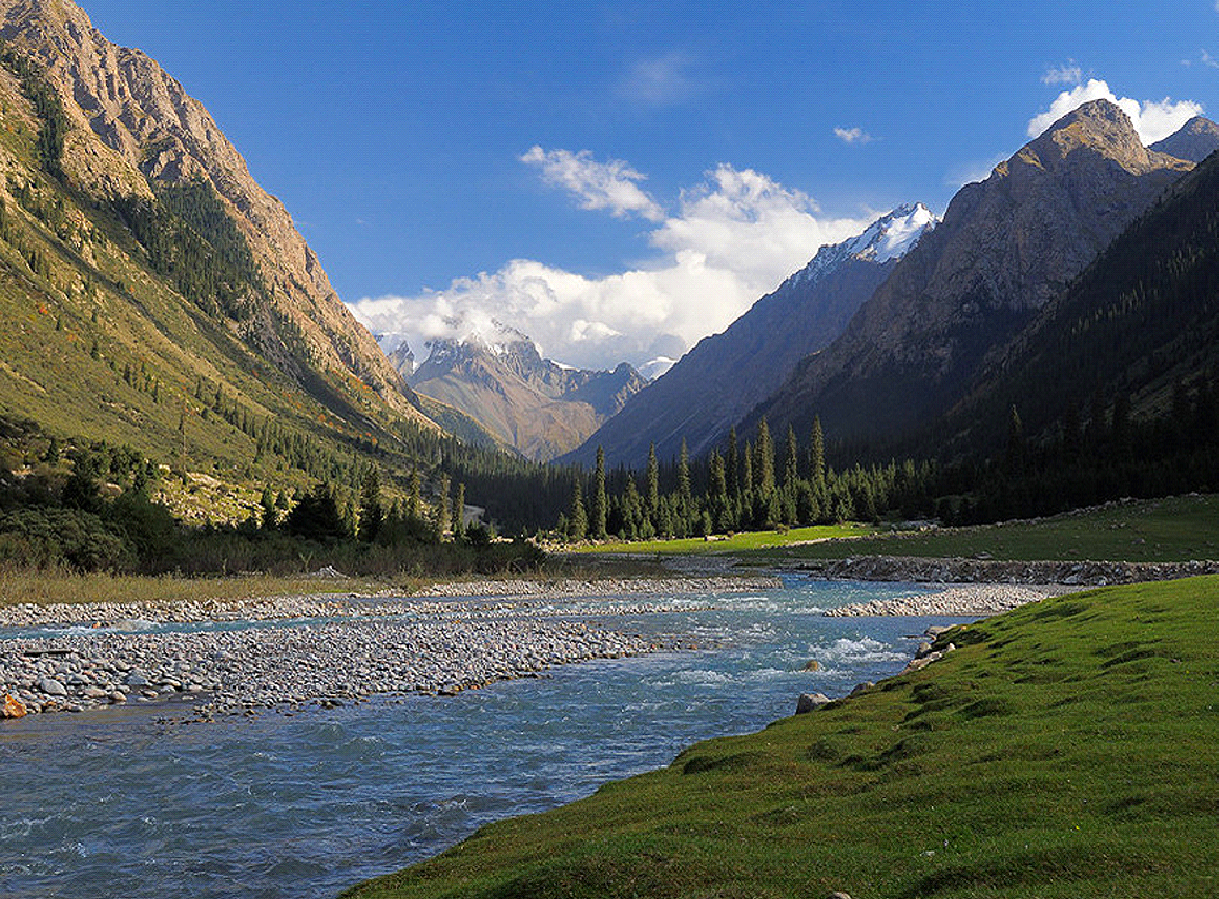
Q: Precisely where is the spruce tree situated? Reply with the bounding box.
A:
[357,467,382,542]
[568,480,588,540]
[646,443,660,519]
[592,446,608,540]
[783,424,798,490]
[809,416,826,489]
[755,417,775,497]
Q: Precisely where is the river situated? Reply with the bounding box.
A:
[1,576,965,898]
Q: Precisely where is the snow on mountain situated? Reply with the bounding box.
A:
[794,203,938,285]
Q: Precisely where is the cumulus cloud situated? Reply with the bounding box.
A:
[520,147,665,221]
[1027,78,1204,145]
[351,160,875,372]
[833,126,873,144]
[1042,64,1083,86]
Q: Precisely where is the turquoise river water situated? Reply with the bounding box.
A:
[0,576,965,898]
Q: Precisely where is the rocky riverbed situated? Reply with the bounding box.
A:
[1,614,669,720]
[823,583,1075,617]
[1,575,779,721]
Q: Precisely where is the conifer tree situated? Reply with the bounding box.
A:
[783,424,798,490]
[809,416,826,489]
[725,426,739,502]
[357,466,382,542]
[592,446,608,540]
[755,417,775,497]
[568,480,588,540]
[646,443,660,519]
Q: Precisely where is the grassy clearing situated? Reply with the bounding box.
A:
[740,494,1219,564]
[344,575,1219,899]
[567,523,878,555]
[0,570,388,608]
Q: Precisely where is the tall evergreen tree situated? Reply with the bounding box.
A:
[725,426,739,502]
[809,416,826,489]
[755,417,775,497]
[357,466,382,542]
[783,424,799,490]
[592,446,608,540]
[568,480,588,540]
[646,443,660,519]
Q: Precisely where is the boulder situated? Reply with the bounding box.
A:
[2,694,27,719]
[795,692,831,714]
[802,660,821,671]
[38,677,67,697]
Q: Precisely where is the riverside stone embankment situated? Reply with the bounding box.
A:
[789,555,1219,586]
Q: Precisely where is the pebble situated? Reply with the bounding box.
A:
[2,594,684,721]
[824,584,1073,618]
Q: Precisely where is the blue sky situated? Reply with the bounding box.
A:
[82,0,1219,371]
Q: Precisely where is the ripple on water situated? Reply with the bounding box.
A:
[0,579,933,899]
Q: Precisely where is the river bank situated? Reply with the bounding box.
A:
[0,575,779,720]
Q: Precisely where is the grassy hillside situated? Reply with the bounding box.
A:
[344,575,1219,898]
[741,494,1219,565]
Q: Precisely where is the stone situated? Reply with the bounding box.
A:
[124,670,150,687]
[795,692,831,714]
[3,694,27,719]
[849,681,873,697]
[916,641,933,658]
[38,677,67,697]
[108,691,127,703]
[802,659,821,671]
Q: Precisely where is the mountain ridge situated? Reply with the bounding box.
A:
[562,203,937,468]
[743,100,1201,451]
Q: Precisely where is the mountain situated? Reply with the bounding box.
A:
[563,204,937,468]
[402,330,646,461]
[0,0,502,531]
[941,143,1219,462]
[746,100,1201,452]
[1148,115,1219,163]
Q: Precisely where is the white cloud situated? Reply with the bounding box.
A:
[351,161,875,372]
[1203,50,1219,69]
[1027,78,1204,145]
[520,147,665,221]
[620,51,699,106]
[1042,64,1083,86]
[833,126,873,144]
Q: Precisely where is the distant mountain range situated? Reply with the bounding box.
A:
[391,327,645,461]
[562,204,937,468]
[566,99,1216,472]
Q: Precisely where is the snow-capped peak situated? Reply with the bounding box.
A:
[790,203,937,286]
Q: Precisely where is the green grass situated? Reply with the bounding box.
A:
[344,575,1219,899]
[739,494,1219,564]
[0,570,384,608]
[568,523,878,555]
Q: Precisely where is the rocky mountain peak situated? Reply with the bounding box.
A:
[1149,115,1219,163]
[1010,99,1184,179]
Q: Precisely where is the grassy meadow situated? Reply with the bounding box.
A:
[345,575,1219,899]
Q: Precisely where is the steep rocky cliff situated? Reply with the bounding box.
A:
[748,100,1200,449]
[0,0,432,430]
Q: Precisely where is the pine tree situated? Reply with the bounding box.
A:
[725,426,739,502]
[809,416,826,489]
[592,446,608,540]
[646,443,660,519]
[407,469,422,521]
[453,482,466,538]
[783,424,799,490]
[357,467,382,542]
[568,480,588,540]
[755,417,774,497]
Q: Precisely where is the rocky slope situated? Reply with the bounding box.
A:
[563,204,937,468]
[1148,115,1219,162]
[747,100,1201,449]
[404,332,646,461]
[0,0,432,430]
